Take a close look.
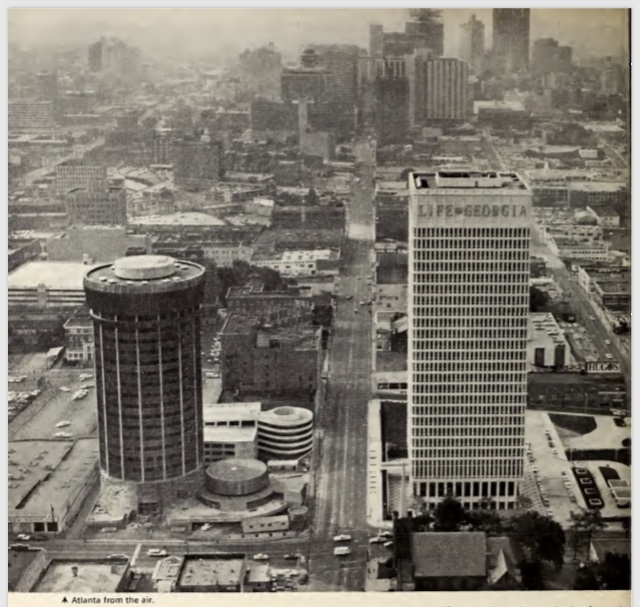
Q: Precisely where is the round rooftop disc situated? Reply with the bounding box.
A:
[205,458,269,496]
[113,255,177,281]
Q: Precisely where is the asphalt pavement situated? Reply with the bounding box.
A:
[307,154,377,591]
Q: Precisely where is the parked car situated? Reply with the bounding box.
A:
[369,536,387,544]
[253,553,269,561]
[333,534,352,542]
[147,549,167,557]
[333,547,351,556]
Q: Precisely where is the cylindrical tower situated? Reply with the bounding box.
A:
[84,255,205,491]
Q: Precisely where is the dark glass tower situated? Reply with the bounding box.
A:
[84,255,205,488]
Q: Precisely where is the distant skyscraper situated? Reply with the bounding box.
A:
[493,9,531,73]
[281,49,330,104]
[407,170,531,509]
[532,38,573,76]
[369,16,444,59]
[460,14,485,73]
[36,71,58,103]
[88,40,102,71]
[411,55,469,125]
[372,58,410,145]
[84,255,206,514]
[306,44,360,108]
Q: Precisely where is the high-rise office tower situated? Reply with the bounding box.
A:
[411,55,469,125]
[407,171,531,510]
[460,14,485,73]
[373,58,410,145]
[84,255,206,513]
[493,9,531,73]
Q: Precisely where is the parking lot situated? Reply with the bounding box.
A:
[524,410,631,528]
[9,368,98,442]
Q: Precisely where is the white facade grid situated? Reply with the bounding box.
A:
[408,176,531,509]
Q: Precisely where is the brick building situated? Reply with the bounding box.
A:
[221,314,322,396]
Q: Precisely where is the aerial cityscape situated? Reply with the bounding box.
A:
[7,7,631,596]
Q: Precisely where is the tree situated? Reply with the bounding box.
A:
[510,511,566,571]
[433,496,466,532]
[466,509,503,535]
[530,285,550,312]
[519,560,545,590]
[573,563,599,590]
[516,494,533,510]
[597,552,631,590]
[569,509,605,561]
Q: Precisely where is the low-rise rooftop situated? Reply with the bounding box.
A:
[411,532,487,578]
[203,402,262,425]
[203,426,257,443]
[8,261,95,291]
[130,212,227,226]
[35,560,129,592]
[178,555,245,588]
[9,439,99,520]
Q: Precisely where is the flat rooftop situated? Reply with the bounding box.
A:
[178,556,245,587]
[9,548,44,591]
[130,212,227,226]
[203,402,262,424]
[9,439,99,519]
[411,171,529,191]
[85,255,204,289]
[376,351,408,373]
[35,561,128,592]
[569,181,627,193]
[8,261,95,291]
[203,426,257,443]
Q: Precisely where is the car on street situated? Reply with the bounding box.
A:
[589,316,596,321]
[333,534,352,542]
[59,386,71,392]
[253,553,269,561]
[147,549,167,557]
[552,449,558,455]
[532,467,539,475]
[108,554,130,560]
[369,536,387,544]
[333,547,351,556]
[284,553,300,560]
[16,534,31,541]
[9,544,30,551]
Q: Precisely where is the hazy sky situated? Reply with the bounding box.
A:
[8,8,629,63]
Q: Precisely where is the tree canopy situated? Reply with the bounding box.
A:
[509,511,566,570]
[433,495,466,532]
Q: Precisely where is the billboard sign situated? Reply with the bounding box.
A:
[586,361,621,374]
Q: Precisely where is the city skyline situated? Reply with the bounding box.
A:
[9,8,629,64]
[7,4,631,597]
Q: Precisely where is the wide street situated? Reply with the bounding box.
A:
[307,153,377,591]
[531,234,631,388]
